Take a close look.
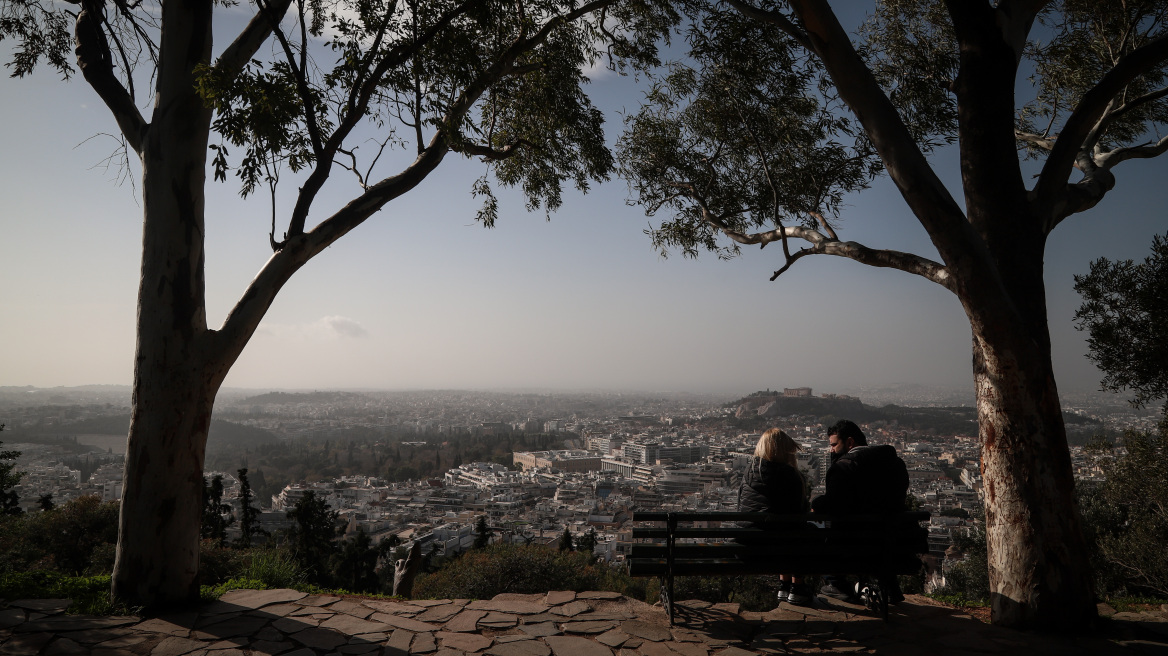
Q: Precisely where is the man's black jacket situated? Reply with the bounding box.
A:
[811,445,909,515]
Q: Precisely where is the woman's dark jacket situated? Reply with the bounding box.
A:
[738,457,809,524]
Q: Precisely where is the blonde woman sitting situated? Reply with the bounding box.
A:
[737,428,813,605]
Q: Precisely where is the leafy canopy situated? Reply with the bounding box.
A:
[618,1,1168,270]
[1075,233,1168,412]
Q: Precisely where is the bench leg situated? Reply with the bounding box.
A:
[659,575,674,625]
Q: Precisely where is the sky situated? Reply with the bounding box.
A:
[1,6,1165,398]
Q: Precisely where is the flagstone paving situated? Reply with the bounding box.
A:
[2,589,1167,655]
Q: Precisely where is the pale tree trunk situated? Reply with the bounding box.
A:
[111,0,219,608]
[968,295,1096,629]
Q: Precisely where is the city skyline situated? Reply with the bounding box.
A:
[2,7,1166,397]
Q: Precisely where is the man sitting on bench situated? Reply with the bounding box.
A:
[811,419,910,604]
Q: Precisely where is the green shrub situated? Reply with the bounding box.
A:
[198,541,251,585]
[412,544,651,601]
[0,496,119,576]
[0,571,127,615]
[244,549,307,589]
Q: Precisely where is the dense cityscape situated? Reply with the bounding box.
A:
[0,383,1158,592]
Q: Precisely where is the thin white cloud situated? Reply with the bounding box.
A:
[317,315,369,338]
[256,315,369,340]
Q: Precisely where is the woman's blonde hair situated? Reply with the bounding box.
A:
[755,428,800,467]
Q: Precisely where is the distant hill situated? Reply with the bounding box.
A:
[235,391,369,405]
[11,414,279,450]
[729,392,865,419]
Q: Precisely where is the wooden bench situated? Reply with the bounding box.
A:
[627,511,930,624]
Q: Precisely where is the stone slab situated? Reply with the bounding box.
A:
[289,626,349,650]
[196,614,269,638]
[577,592,623,600]
[467,601,549,615]
[9,599,71,613]
[619,620,672,642]
[560,621,616,634]
[0,632,54,655]
[19,616,139,633]
[418,604,465,623]
[44,637,89,655]
[486,640,552,656]
[387,628,415,652]
[436,630,493,652]
[545,592,576,606]
[150,635,205,656]
[0,610,25,630]
[544,635,614,656]
[298,595,341,607]
[411,631,438,653]
[595,629,631,647]
[249,639,295,654]
[444,610,488,633]
[366,612,440,633]
[518,622,561,638]
[330,600,376,619]
[363,600,425,615]
[218,589,306,609]
[319,614,392,636]
[272,616,319,633]
[551,602,590,618]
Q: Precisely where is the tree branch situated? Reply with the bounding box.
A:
[701,210,954,291]
[724,0,812,51]
[1034,33,1168,212]
[74,0,147,152]
[1015,130,1057,150]
[283,0,486,240]
[1098,134,1168,168]
[456,139,534,160]
[215,133,451,367]
[215,0,295,84]
[785,0,972,269]
[1108,84,1168,123]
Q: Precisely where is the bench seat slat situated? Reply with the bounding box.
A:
[627,556,925,578]
[631,527,926,541]
[632,511,930,523]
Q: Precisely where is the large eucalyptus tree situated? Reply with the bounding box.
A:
[619,0,1168,629]
[2,0,672,607]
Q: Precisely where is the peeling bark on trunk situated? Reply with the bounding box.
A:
[970,306,1096,629]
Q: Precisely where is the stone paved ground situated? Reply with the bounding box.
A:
[2,590,1167,655]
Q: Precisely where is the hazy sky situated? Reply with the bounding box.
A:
[1,7,1165,397]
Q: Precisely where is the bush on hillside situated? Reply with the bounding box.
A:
[412,544,651,601]
[0,495,119,575]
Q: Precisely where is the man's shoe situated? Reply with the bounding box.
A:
[776,581,791,603]
[786,584,814,606]
[819,583,859,603]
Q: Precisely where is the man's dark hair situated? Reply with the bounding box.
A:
[827,419,867,446]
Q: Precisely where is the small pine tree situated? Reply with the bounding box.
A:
[559,527,573,552]
[473,516,492,549]
[201,474,233,546]
[577,527,598,557]
[286,491,341,585]
[236,468,266,548]
[1,427,23,516]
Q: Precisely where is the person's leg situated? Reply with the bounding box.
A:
[787,576,814,606]
[776,574,792,602]
[819,574,858,601]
